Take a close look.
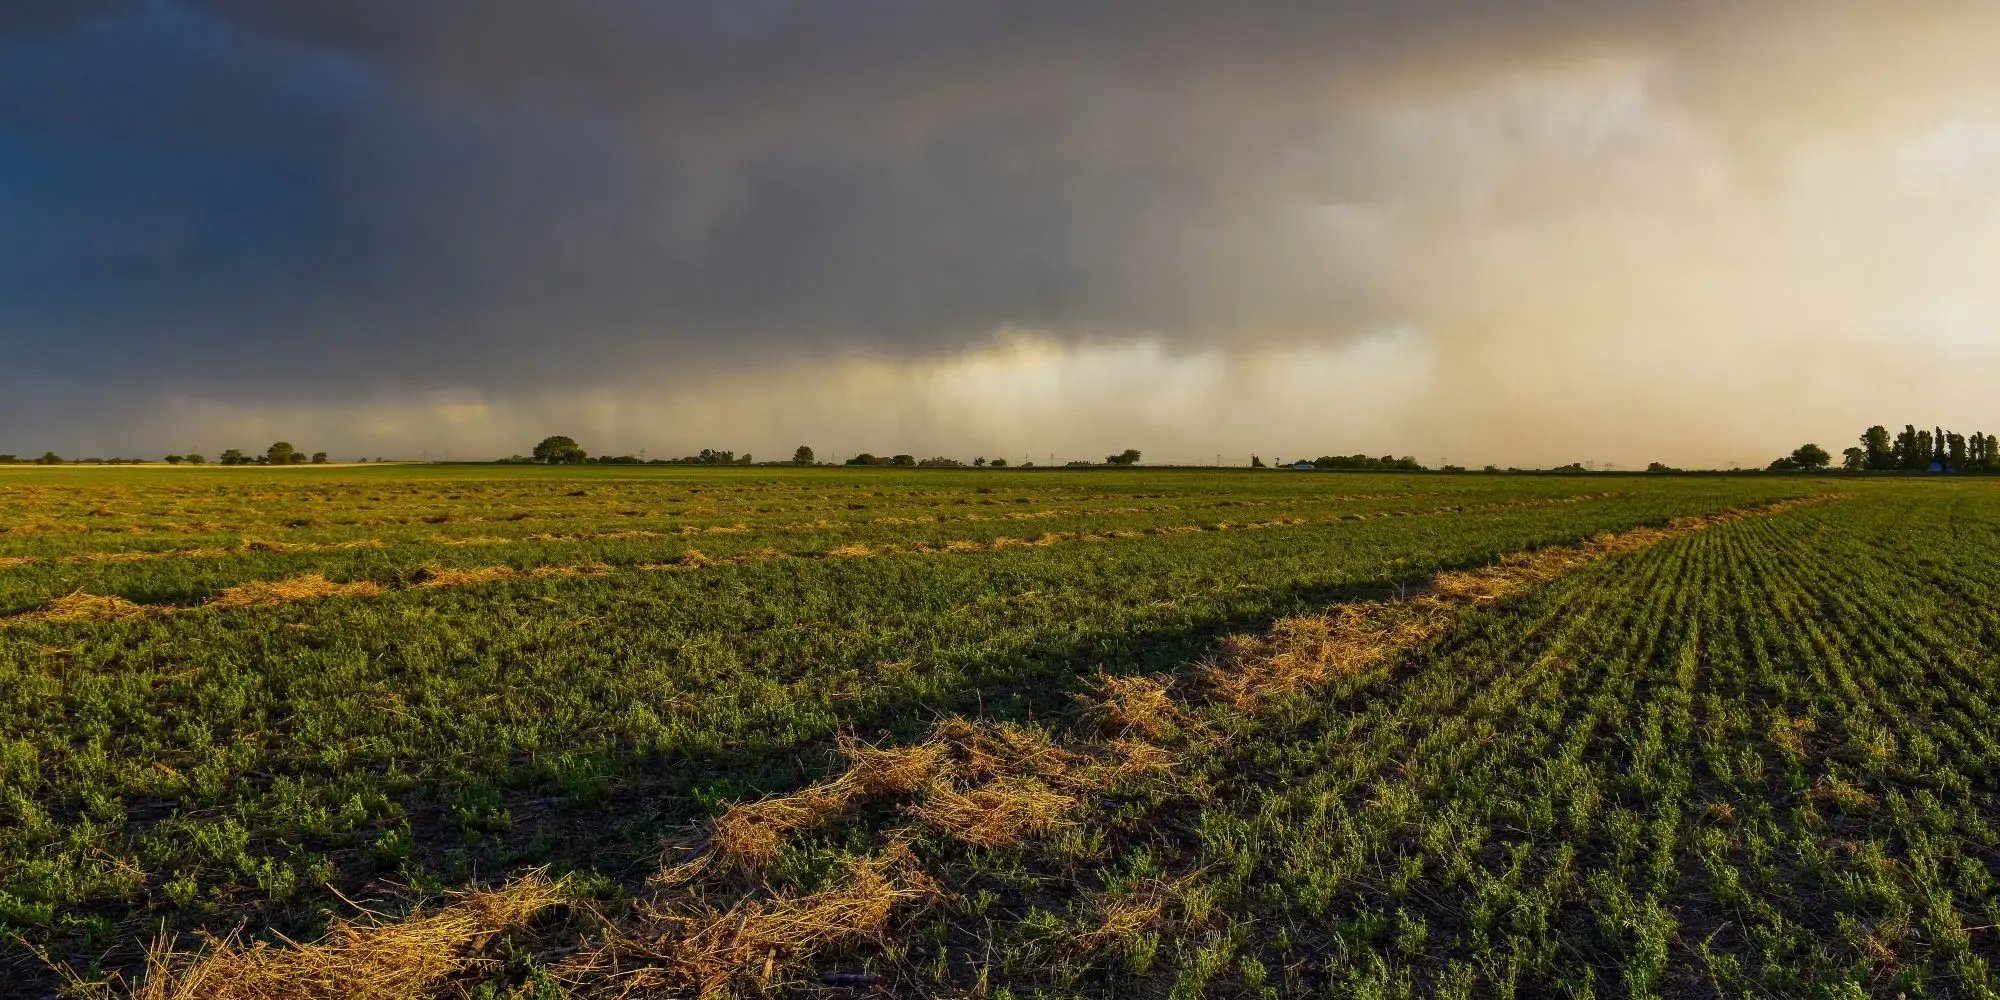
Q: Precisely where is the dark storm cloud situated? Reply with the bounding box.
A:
[2,1,1708,397]
[4,1,1998,461]
[0,0,137,41]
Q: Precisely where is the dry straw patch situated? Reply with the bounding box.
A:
[673,548,716,568]
[8,522,88,535]
[1201,604,1445,710]
[240,538,385,553]
[410,563,611,588]
[127,874,564,1000]
[571,850,936,999]
[709,721,1167,870]
[1068,883,1178,956]
[711,738,953,869]
[532,562,614,579]
[908,777,1079,847]
[209,575,384,609]
[411,565,519,588]
[8,593,155,626]
[1080,673,1181,739]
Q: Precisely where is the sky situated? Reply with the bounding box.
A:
[3,1,1999,467]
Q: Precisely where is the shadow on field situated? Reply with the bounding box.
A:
[389,570,1429,900]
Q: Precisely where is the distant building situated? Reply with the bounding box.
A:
[1291,461,1316,471]
[1931,461,1947,473]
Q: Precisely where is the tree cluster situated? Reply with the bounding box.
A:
[211,443,325,466]
[1306,454,1426,471]
[1766,443,1831,472]
[1841,425,2000,473]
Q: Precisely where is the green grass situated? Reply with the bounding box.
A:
[15,466,1997,996]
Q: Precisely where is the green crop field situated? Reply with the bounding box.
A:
[4,466,1999,998]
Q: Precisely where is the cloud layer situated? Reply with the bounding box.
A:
[4,2,1998,464]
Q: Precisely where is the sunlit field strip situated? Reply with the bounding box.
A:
[0,485,1484,546]
[0,491,1625,622]
[0,472,1447,509]
[0,488,1606,570]
[0,487,1463,552]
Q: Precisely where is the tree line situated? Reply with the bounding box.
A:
[1767,425,2000,473]
[515,437,1137,469]
[1844,425,2000,473]
[0,442,333,466]
[508,436,764,466]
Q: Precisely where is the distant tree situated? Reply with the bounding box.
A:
[219,449,244,466]
[1309,454,1428,472]
[533,435,587,465]
[845,453,882,466]
[1948,433,1967,473]
[311,452,328,464]
[737,454,752,465]
[793,445,814,465]
[0,455,16,464]
[165,455,184,465]
[1861,425,1895,470]
[1789,443,1831,471]
[1841,447,1867,472]
[1250,455,1266,468]
[1105,449,1142,466]
[266,441,298,466]
[35,451,61,465]
[1646,462,1679,473]
[1892,425,1918,470]
[890,454,916,467]
[989,457,1008,468]
[973,457,987,467]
